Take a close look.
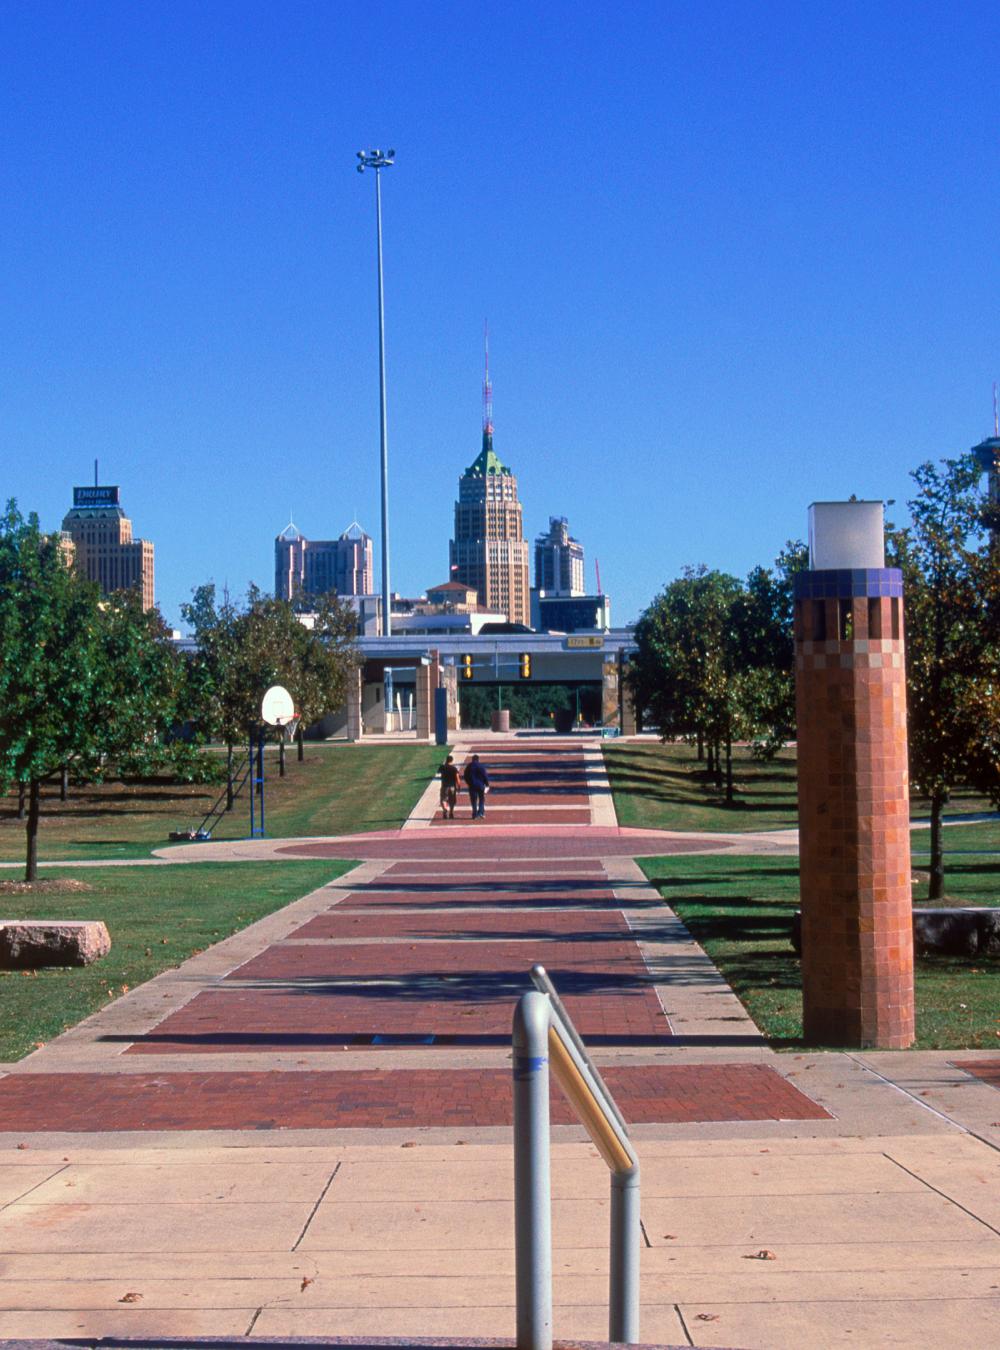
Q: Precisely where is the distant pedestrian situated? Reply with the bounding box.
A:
[439,754,461,819]
[464,753,491,819]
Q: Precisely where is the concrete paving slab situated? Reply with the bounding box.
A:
[297,1197,616,1252]
[0,1165,67,1207]
[23,1160,339,1206]
[640,1190,987,1247]
[677,1296,1000,1349]
[0,1277,302,1310]
[0,1308,252,1337]
[251,1303,691,1345]
[0,1200,313,1252]
[330,1150,922,1203]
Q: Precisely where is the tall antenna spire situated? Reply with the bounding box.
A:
[482,319,493,441]
[993,381,998,438]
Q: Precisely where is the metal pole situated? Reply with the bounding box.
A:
[248,731,255,838]
[258,732,265,837]
[512,991,553,1350]
[609,1167,641,1343]
[374,165,391,637]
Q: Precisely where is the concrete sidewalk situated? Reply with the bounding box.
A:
[0,735,999,1347]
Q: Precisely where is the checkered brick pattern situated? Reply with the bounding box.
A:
[795,584,915,1048]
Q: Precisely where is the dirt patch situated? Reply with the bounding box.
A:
[0,879,93,896]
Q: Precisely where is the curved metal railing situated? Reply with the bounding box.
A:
[512,964,640,1350]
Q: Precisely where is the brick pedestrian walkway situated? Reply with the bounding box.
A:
[2,735,1000,1347]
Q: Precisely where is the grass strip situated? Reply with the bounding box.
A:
[604,742,799,833]
[0,743,446,863]
[637,852,1000,1050]
[0,859,354,1062]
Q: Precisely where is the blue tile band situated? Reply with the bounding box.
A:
[794,568,903,600]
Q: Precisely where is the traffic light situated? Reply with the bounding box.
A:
[460,653,474,680]
[519,651,531,679]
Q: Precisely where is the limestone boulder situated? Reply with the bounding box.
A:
[0,920,111,969]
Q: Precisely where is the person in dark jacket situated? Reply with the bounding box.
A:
[439,754,461,819]
[463,754,491,819]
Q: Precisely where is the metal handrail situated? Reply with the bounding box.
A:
[513,969,640,1350]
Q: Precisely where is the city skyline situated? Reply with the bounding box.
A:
[3,3,999,631]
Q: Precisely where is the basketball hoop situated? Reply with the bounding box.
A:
[262,685,300,743]
[277,713,301,743]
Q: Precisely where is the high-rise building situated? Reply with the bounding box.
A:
[274,520,374,602]
[448,344,530,626]
[534,516,585,595]
[61,484,155,609]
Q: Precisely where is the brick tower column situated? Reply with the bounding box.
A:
[794,502,914,1049]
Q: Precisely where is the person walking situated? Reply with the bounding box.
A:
[464,753,491,820]
[438,754,461,820]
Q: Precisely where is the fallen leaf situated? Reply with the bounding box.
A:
[696,1313,720,1321]
[662,1234,677,1240]
[744,1249,777,1261]
[16,1143,28,1151]
[401,1141,416,1148]
[299,1277,313,1292]
[118,1292,142,1304]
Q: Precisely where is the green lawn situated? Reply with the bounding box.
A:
[604,741,799,832]
[638,853,1000,1050]
[0,859,353,1063]
[0,742,446,864]
[607,742,1000,865]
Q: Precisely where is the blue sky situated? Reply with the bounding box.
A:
[3,1,998,629]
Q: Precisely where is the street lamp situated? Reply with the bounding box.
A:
[356,147,395,636]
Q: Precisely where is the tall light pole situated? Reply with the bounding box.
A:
[356,147,395,636]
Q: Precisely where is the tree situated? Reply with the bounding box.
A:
[0,505,104,879]
[630,567,745,799]
[181,583,359,789]
[180,584,246,804]
[87,591,191,779]
[887,455,1000,899]
[629,546,806,804]
[290,591,359,764]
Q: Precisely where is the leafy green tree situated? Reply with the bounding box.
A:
[0,505,206,878]
[0,506,104,879]
[630,546,806,804]
[887,455,1000,899]
[288,591,359,764]
[88,591,191,779]
[181,583,358,789]
[630,567,745,799]
[180,584,246,804]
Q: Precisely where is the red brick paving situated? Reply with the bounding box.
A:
[336,888,622,909]
[126,977,670,1053]
[444,791,591,804]
[6,744,822,1133]
[0,1065,830,1131]
[953,1059,1000,1088]
[382,861,608,876]
[278,833,730,861]
[430,809,593,827]
[227,938,647,982]
[288,911,631,940]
